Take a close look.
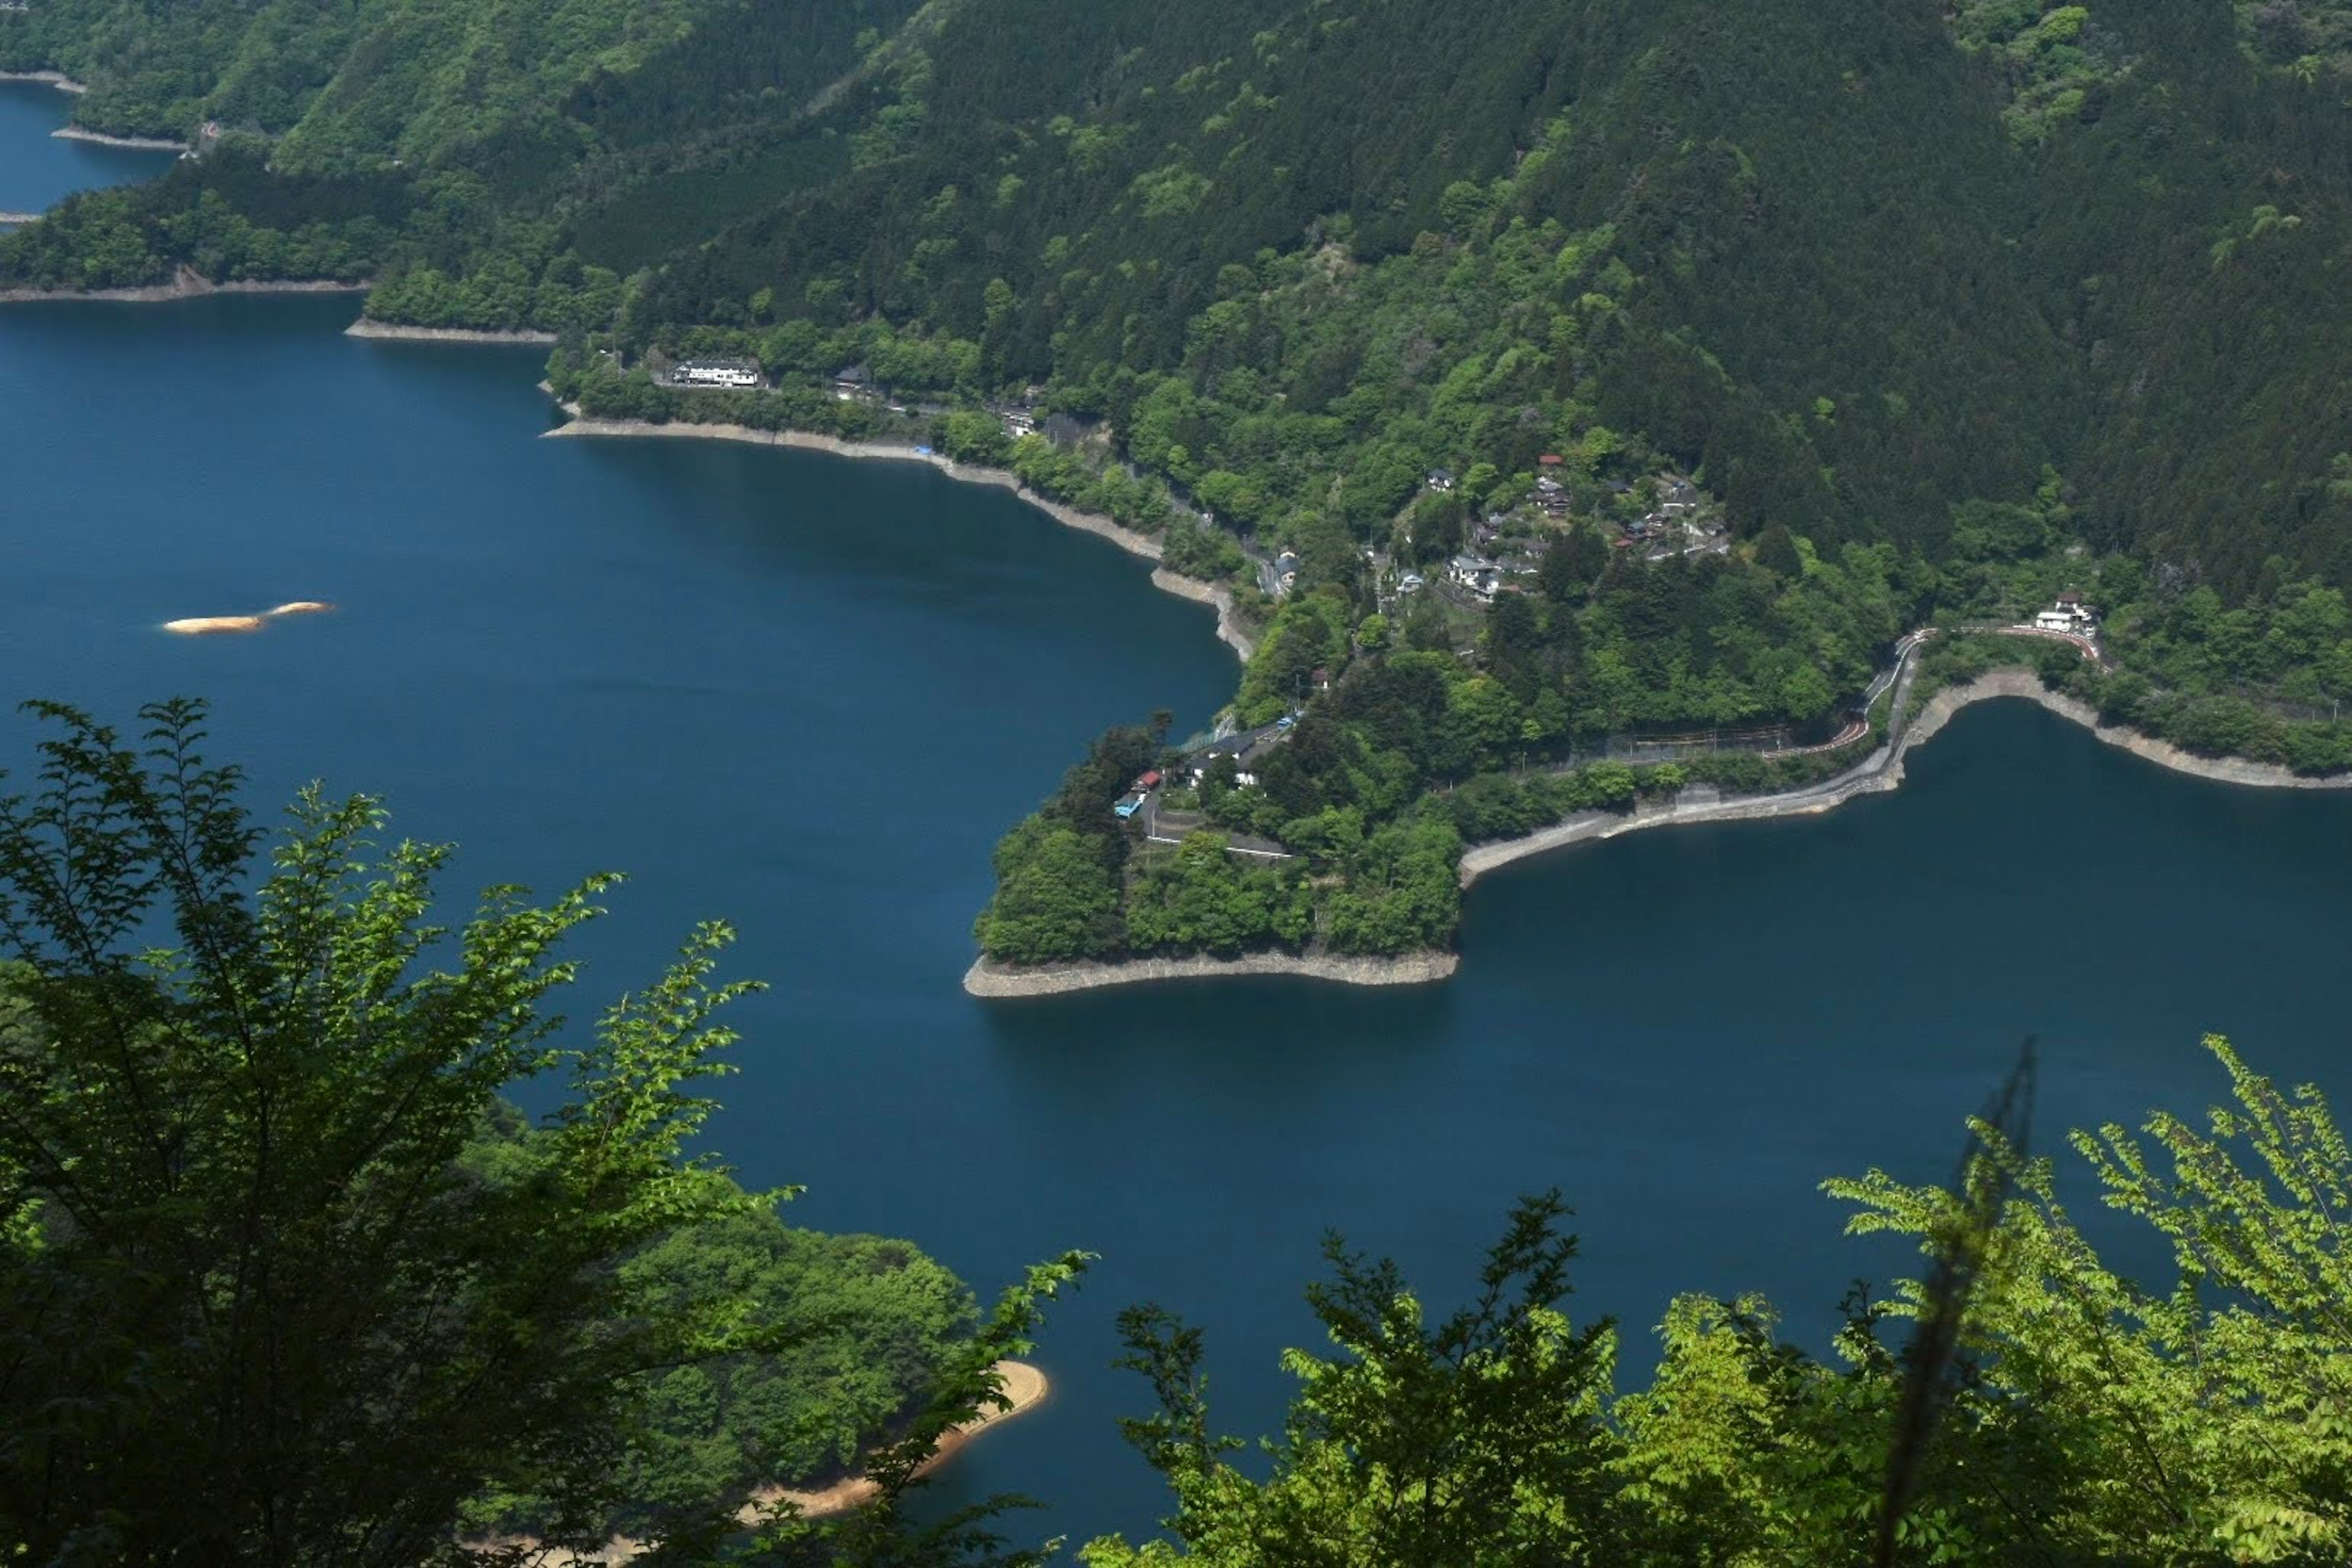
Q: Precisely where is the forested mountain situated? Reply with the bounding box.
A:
[11,0,2352,956]
[10,0,2352,582]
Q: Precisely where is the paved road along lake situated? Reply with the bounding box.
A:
[6,162,2351,1546]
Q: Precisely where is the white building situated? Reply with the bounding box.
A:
[1449,553,1501,601]
[673,358,763,389]
[2034,592,2096,635]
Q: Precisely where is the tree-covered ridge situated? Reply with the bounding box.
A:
[1082,1038,2352,1565]
[0,0,918,154]
[13,0,2352,588]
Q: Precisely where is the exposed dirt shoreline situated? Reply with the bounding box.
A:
[761,1358,1050,1519]
[541,414,1259,662]
[0,266,368,304]
[346,318,557,344]
[536,1359,1050,1563]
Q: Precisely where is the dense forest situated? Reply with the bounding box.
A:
[9,0,2352,956]
[0,703,1074,1562]
[7,710,2352,1563]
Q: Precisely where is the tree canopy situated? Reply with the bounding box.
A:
[0,700,1081,1562]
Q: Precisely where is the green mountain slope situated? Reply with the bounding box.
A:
[10,0,2352,960]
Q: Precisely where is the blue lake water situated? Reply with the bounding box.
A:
[0,78,176,216]
[6,197,2351,1545]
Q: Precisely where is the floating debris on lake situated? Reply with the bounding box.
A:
[163,601,337,636]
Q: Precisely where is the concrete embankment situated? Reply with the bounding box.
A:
[1902,669,2352,790]
[1459,669,2352,886]
[345,318,558,344]
[51,125,185,150]
[0,267,369,305]
[964,949,1458,998]
[544,414,1260,661]
[0,70,87,92]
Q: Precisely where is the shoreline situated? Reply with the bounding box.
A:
[0,70,88,93]
[543,413,1259,662]
[347,318,557,344]
[51,124,184,150]
[1458,669,2351,886]
[963,949,1459,998]
[538,1359,1050,1562]
[763,1357,1050,1518]
[0,266,368,305]
[969,669,2350,998]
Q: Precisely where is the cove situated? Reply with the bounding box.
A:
[0,78,175,217]
[6,295,2352,1548]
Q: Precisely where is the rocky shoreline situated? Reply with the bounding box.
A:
[0,267,368,305]
[1458,669,2351,886]
[963,949,1459,998]
[1902,669,2352,790]
[51,124,184,150]
[346,318,558,344]
[544,413,1260,661]
[974,670,2351,999]
[0,70,88,93]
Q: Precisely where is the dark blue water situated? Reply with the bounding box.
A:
[0,79,176,216]
[6,311,2351,1540]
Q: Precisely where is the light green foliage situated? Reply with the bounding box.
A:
[0,701,1086,1565]
[1086,1040,2352,1564]
[1235,595,1351,725]
[1082,1194,1621,1567]
[0,702,918,1557]
[1830,1036,2352,1561]
[1131,162,1212,219]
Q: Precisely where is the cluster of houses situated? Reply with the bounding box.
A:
[1447,549,1543,603]
[2032,592,2099,636]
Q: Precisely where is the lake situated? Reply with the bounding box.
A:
[0,77,176,217]
[6,232,2351,1546]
